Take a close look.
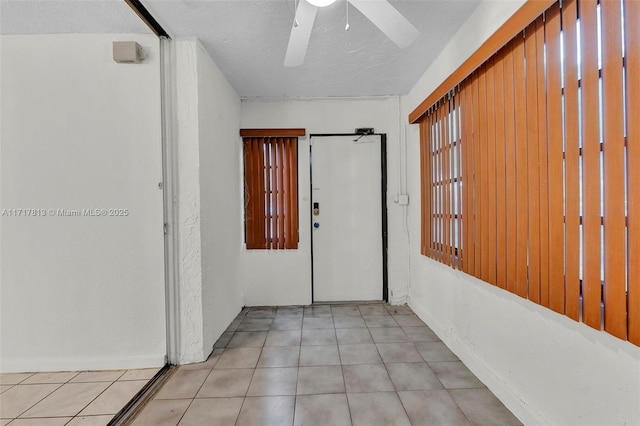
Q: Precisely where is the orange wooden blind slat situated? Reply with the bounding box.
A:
[438,106,446,262]
[436,107,445,263]
[272,139,280,249]
[450,97,455,267]
[562,0,581,321]
[465,74,478,276]
[580,0,603,330]
[286,138,296,249]
[246,138,266,249]
[424,115,437,254]
[625,0,640,345]
[449,100,455,266]
[420,120,425,254]
[455,92,463,270]
[278,139,284,249]
[430,112,436,256]
[283,139,291,249]
[266,139,273,249]
[263,139,271,248]
[444,99,452,266]
[525,20,542,304]
[279,138,287,249]
[420,119,428,255]
[601,0,627,339]
[472,72,482,275]
[282,138,288,249]
[486,57,498,286]
[423,115,435,256]
[431,111,437,257]
[460,82,471,273]
[258,138,268,248]
[264,139,272,248]
[503,40,518,294]
[272,138,278,249]
[536,16,550,308]
[494,49,507,289]
[513,33,529,299]
[477,66,489,281]
[278,138,285,249]
[243,139,254,248]
[439,105,446,262]
[289,138,299,249]
[439,111,443,257]
[271,138,282,249]
[545,3,565,314]
[429,112,436,256]
[252,138,263,249]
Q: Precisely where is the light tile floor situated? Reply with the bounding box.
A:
[132,303,522,426]
[0,367,160,425]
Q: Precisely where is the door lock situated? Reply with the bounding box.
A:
[313,202,320,216]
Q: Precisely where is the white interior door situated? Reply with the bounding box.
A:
[311,135,383,302]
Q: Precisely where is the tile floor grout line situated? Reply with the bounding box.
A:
[13,382,64,419]
[64,380,113,420]
[445,388,476,425]
[291,342,299,426]
[369,315,424,423]
[232,336,263,425]
[74,372,132,419]
[176,351,222,424]
[333,309,356,426]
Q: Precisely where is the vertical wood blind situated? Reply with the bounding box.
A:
[242,131,301,249]
[418,0,638,346]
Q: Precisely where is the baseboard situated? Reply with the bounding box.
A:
[0,354,166,373]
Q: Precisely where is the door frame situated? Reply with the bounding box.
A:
[308,133,388,304]
[127,0,178,365]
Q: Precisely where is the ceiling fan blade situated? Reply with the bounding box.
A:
[284,0,318,67]
[349,0,419,48]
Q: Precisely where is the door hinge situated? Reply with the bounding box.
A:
[163,223,168,235]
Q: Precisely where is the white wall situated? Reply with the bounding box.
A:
[0,34,166,372]
[174,38,205,364]
[174,39,243,363]
[196,42,243,356]
[240,97,409,306]
[402,1,640,424]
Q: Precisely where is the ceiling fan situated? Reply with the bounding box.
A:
[284,0,420,67]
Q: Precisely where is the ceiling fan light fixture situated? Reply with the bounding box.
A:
[306,0,337,8]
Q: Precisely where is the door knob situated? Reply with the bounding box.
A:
[313,222,320,228]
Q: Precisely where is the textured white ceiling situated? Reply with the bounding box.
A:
[144,0,481,97]
[1,0,482,98]
[0,0,151,34]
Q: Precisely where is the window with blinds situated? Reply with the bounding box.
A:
[241,129,303,250]
[416,0,638,346]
